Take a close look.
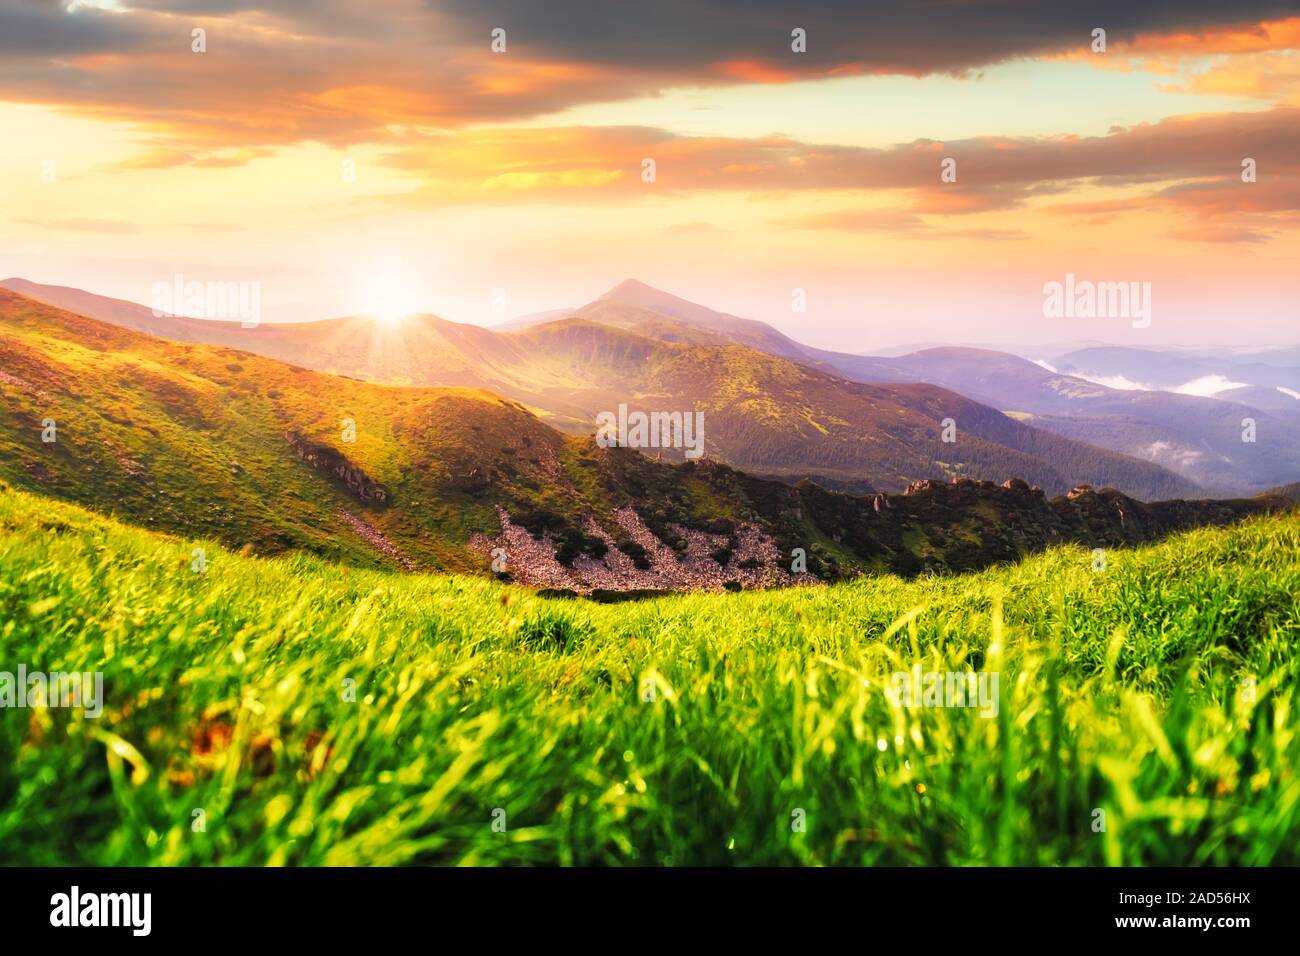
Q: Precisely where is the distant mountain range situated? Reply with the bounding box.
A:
[1053,345,1300,393]
[497,279,1300,496]
[0,288,1287,591]
[4,276,1228,500]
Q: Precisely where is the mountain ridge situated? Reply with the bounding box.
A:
[1,288,1285,592]
[2,278,1207,501]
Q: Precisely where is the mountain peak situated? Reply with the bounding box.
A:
[599,278,669,301]
[595,277,721,317]
[585,277,818,361]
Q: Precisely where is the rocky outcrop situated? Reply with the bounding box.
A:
[285,432,389,504]
[469,506,799,594]
[337,509,414,570]
[466,463,1291,593]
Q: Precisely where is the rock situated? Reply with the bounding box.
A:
[285,431,389,503]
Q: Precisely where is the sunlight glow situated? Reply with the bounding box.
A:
[356,267,422,326]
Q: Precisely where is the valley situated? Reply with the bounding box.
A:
[0,288,1288,592]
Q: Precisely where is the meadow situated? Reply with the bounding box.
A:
[0,482,1297,865]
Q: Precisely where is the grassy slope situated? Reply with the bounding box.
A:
[0,289,534,569]
[0,289,757,576]
[508,321,1204,498]
[5,283,1201,500]
[1,484,1296,865]
[9,290,1257,587]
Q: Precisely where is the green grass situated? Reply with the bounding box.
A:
[0,484,1297,865]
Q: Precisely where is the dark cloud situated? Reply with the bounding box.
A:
[0,0,164,56]
[1,0,1297,151]
[431,0,1300,75]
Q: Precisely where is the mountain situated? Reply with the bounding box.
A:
[510,319,1205,498]
[1,277,197,338]
[549,284,1300,496]
[491,307,575,332]
[569,286,1300,495]
[1209,385,1299,414]
[1263,481,1300,502]
[572,279,816,360]
[511,281,1300,495]
[2,288,1282,591]
[0,279,1202,501]
[860,348,1300,495]
[1054,345,1300,393]
[1,276,530,384]
[502,278,816,360]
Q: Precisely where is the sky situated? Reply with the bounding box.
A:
[0,0,1297,351]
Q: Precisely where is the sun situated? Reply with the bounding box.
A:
[356,267,422,326]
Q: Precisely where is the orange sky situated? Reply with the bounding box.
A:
[1,1,1297,349]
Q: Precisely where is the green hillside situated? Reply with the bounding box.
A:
[508,320,1202,498]
[0,288,798,580]
[1,485,1296,865]
[0,288,543,571]
[2,282,1203,500]
[0,290,1283,590]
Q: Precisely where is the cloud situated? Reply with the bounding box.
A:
[110,148,196,169]
[365,107,1300,247]
[1,0,1297,151]
[0,0,154,57]
[1041,119,1300,241]
[1173,374,1251,396]
[1071,372,1153,391]
[775,208,1027,240]
[1049,17,1300,111]
[108,145,274,169]
[1120,14,1300,56]
[432,1,1300,79]
[4,2,1297,253]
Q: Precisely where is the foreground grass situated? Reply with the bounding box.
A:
[0,485,1297,865]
